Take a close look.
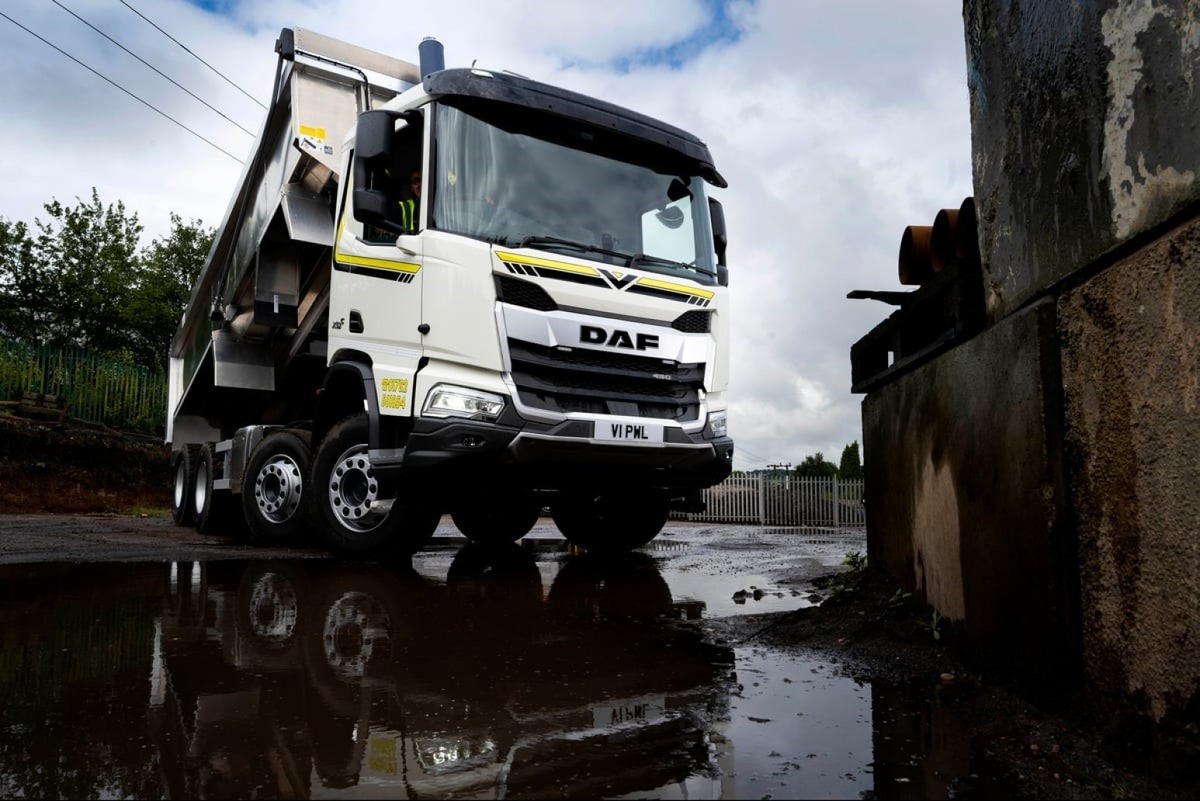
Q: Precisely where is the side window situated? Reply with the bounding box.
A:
[363,113,425,244]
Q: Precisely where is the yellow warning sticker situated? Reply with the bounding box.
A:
[299,124,327,139]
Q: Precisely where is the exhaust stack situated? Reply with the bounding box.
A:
[419,37,444,78]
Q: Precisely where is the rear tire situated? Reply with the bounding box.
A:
[550,491,669,553]
[169,445,198,526]
[194,443,245,537]
[450,495,540,545]
[311,413,441,557]
[242,431,311,544]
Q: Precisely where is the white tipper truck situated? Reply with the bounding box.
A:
[167,28,733,556]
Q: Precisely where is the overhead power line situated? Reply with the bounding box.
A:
[51,0,255,137]
[735,445,772,465]
[0,11,244,164]
[119,0,266,110]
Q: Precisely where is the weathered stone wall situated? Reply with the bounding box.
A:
[1059,215,1200,720]
[863,299,1078,697]
[966,0,1200,323]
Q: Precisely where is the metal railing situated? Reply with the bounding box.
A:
[675,475,866,527]
[0,339,166,434]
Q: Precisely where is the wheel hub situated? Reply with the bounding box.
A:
[254,454,303,523]
[247,572,298,642]
[173,460,186,511]
[322,591,390,679]
[327,445,385,532]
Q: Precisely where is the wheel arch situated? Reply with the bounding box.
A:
[316,353,378,450]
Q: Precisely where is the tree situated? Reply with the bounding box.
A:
[839,441,864,480]
[0,218,40,342]
[0,189,141,355]
[35,190,143,354]
[124,214,213,368]
[0,191,212,369]
[795,452,838,478]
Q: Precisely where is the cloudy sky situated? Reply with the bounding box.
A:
[0,0,973,472]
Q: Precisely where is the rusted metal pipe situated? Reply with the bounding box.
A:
[931,208,960,273]
[898,225,933,285]
[956,196,979,268]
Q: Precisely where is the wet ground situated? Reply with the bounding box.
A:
[0,515,1053,799]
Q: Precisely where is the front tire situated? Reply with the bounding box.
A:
[242,431,311,544]
[311,413,441,556]
[550,491,669,553]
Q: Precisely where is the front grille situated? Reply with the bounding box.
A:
[508,339,703,421]
[495,275,557,311]
[672,310,712,333]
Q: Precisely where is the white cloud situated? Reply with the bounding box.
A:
[0,0,972,472]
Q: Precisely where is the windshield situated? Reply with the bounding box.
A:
[430,101,718,285]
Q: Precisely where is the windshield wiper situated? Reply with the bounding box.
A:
[507,236,715,278]
[511,235,632,264]
[630,252,715,276]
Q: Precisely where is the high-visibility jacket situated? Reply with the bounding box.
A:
[399,198,417,232]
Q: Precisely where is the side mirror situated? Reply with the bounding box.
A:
[708,197,728,286]
[352,109,421,233]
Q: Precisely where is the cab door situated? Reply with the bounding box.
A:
[329,208,425,416]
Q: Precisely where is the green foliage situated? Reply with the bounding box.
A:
[917,609,944,642]
[886,587,913,609]
[795,451,838,478]
[125,214,211,367]
[838,440,864,480]
[0,190,212,370]
[824,549,868,597]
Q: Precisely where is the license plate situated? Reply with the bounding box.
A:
[594,696,666,728]
[595,421,663,442]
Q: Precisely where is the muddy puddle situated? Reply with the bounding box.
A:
[0,538,1015,799]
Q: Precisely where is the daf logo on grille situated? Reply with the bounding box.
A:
[580,325,659,351]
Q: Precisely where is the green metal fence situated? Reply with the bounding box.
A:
[0,339,166,434]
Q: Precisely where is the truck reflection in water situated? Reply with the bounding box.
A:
[150,546,736,799]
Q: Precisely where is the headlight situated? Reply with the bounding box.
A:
[423,385,506,419]
[708,410,727,438]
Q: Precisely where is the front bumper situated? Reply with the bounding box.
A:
[377,413,733,493]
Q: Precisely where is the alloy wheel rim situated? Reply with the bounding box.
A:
[255,454,303,523]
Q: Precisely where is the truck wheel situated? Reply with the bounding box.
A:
[242,432,311,544]
[169,445,199,526]
[311,413,441,556]
[548,551,673,623]
[194,443,245,537]
[450,497,540,545]
[550,491,669,553]
[235,560,310,667]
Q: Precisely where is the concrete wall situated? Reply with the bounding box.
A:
[863,298,1078,698]
[966,0,1200,322]
[861,0,1200,720]
[963,0,1200,720]
[1059,215,1200,720]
